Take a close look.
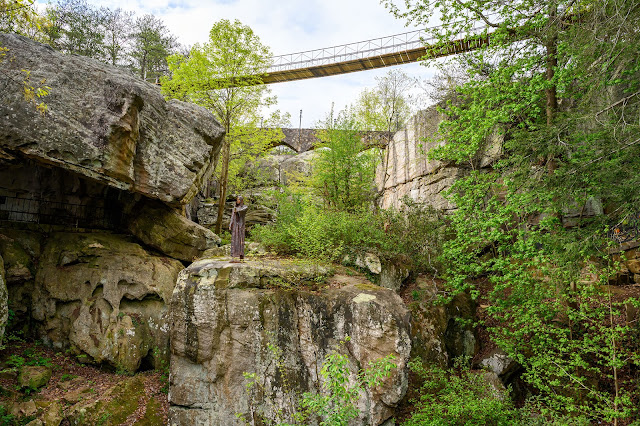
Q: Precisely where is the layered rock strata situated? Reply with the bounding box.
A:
[0,33,224,206]
[169,259,412,425]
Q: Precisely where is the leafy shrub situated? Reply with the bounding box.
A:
[404,358,520,426]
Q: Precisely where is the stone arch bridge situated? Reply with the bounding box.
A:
[266,128,393,153]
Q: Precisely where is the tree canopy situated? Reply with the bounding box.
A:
[161,19,285,234]
[384,0,640,421]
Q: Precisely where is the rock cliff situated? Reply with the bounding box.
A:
[376,107,501,211]
[1,228,183,372]
[0,33,224,206]
[169,259,412,425]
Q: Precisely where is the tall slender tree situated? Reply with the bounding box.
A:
[131,14,176,81]
[162,19,279,234]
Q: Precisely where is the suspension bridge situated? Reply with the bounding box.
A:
[222,22,494,87]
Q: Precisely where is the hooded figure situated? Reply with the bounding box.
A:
[229,195,248,260]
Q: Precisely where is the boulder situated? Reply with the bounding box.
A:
[41,402,63,426]
[343,253,411,292]
[169,259,411,425]
[0,254,6,342]
[477,348,519,382]
[10,400,37,418]
[379,257,411,291]
[0,33,224,206]
[405,275,477,366]
[127,201,220,262]
[31,232,183,373]
[18,365,52,389]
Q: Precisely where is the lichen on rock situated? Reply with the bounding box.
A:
[0,33,224,206]
[169,258,411,425]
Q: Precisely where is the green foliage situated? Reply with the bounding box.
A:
[255,190,447,274]
[301,341,396,426]
[42,0,176,77]
[0,0,47,39]
[44,0,108,60]
[129,13,177,81]
[162,18,287,233]
[60,373,77,382]
[312,107,379,212]
[0,404,17,426]
[404,358,520,426]
[353,69,415,133]
[253,189,384,261]
[239,336,396,426]
[383,0,640,421]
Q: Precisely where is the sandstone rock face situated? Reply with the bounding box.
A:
[0,230,184,373]
[0,254,7,342]
[376,107,501,211]
[404,275,477,366]
[169,259,411,426]
[0,34,224,206]
[127,201,220,262]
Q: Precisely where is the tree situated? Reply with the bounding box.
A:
[131,14,176,81]
[0,0,48,40]
[354,69,414,133]
[162,19,279,234]
[101,7,133,66]
[45,0,106,59]
[312,107,379,212]
[353,69,415,201]
[384,0,640,421]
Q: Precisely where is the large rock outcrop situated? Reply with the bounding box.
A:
[127,201,221,262]
[0,228,183,373]
[0,33,224,206]
[169,259,411,425]
[377,107,501,211]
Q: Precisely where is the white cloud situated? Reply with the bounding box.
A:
[44,0,440,126]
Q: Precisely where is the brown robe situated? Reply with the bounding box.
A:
[229,204,248,258]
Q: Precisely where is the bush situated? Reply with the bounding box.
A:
[403,358,521,426]
[254,190,449,275]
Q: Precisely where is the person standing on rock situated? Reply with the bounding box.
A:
[229,195,248,262]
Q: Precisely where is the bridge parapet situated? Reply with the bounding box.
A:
[270,128,392,153]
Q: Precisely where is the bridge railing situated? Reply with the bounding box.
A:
[268,22,490,72]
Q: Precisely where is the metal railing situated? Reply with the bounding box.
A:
[0,195,123,230]
[267,21,491,72]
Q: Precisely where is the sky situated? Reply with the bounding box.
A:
[44,0,441,127]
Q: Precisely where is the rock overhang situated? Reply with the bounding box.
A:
[0,33,225,207]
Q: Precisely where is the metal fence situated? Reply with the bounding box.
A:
[268,22,490,72]
[0,195,123,230]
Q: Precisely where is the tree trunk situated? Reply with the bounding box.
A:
[214,135,231,235]
[546,1,558,126]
